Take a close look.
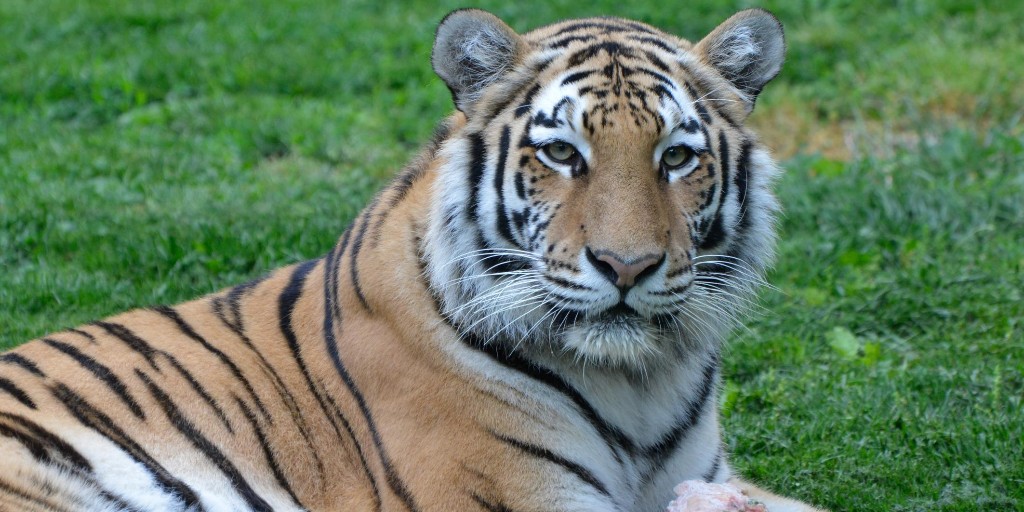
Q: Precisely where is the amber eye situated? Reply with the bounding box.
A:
[661,145,695,170]
[542,141,579,164]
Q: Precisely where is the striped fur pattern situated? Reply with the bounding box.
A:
[0,9,823,512]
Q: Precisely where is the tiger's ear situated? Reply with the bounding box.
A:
[432,9,523,115]
[694,9,785,113]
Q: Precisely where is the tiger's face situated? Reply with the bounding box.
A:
[427,10,784,369]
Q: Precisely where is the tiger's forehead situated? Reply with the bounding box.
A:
[523,16,693,51]
[519,19,705,144]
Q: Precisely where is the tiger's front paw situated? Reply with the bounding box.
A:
[665,480,767,512]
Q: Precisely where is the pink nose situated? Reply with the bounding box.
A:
[586,248,664,289]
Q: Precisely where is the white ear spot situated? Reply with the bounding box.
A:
[432,9,523,114]
[695,9,785,108]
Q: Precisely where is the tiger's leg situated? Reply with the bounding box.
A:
[728,478,828,512]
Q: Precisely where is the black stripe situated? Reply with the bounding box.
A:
[50,382,205,510]
[493,125,521,249]
[514,84,541,118]
[471,493,516,512]
[279,259,351,439]
[150,305,269,424]
[96,489,144,512]
[701,131,731,250]
[0,353,45,377]
[486,78,538,121]
[416,237,448,318]
[233,395,304,509]
[683,71,742,129]
[642,50,671,72]
[0,376,35,409]
[640,356,718,474]
[225,275,269,332]
[628,35,677,53]
[134,370,272,512]
[544,275,594,291]
[702,448,723,482]
[330,228,353,323]
[491,431,612,498]
[0,414,139,512]
[553,21,655,36]
[385,118,451,211]
[68,328,97,344]
[678,117,701,134]
[633,67,674,88]
[323,251,419,511]
[684,82,712,124]
[467,132,487,224]
[561,69,596,85]
[648,284,692,297]
[651,84,681,112]
[717,130,732,199]
[92,321,160,371]
[41,338,144,419]
[349,202,378,311]
[371,118,454,247]
[513,171,527,200]
[459,332,633,460]
[734,140,753,236]
[209,279,329,483]
[323,239,384,511]
[0,475,76,512]
[0,412,91,471]
[546,33,596,49]
[157,351,234,433]
[567,41,635,67]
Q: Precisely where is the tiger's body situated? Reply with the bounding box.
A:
[0,9,823,512]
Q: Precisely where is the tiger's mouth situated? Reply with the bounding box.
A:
[547,298,674,367]
[596,301,642,322]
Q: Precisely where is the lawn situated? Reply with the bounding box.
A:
[1,0,1021,510]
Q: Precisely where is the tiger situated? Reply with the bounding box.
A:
[0,8,826,512]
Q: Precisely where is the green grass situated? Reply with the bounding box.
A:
[1,1,1021,510]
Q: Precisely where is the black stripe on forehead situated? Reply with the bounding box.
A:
[561,70,597,86]
[626,35,679,53]
[567,41,635,66]
[641,50,671,72]
[540,20,658,40]
[652,84,682,111]
[631,67,675,88]
[548,34,597,48]
[678,118,701,133]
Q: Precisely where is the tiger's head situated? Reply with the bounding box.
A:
[423,9,785,370]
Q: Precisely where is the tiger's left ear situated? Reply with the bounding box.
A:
[694,9,785,114]
[432,9,524,115]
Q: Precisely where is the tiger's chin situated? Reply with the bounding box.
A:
[559,310,668,370]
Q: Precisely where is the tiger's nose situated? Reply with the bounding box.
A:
[585,248,665,289]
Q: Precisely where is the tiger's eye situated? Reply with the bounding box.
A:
[542,141,578,164]
[661,145,694,169]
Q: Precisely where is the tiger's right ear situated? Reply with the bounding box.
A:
[432,9,523,115]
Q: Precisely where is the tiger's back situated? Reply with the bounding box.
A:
[1,9,825,512]
[0,262,372,511]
